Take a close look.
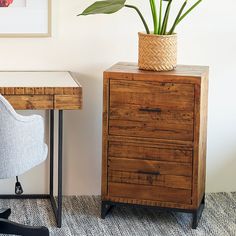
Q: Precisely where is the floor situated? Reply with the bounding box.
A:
[0,193,236,236]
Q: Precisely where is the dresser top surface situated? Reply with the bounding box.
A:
[0,71,81,88]
[105,62,209,78]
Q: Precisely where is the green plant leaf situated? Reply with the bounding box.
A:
[78,0,126,16]
[125,5,150,34]
[168,0,187,35]
[160,0,172,35]
[158,0,162,34]
[149,0,159,34]
[177,0,202,24]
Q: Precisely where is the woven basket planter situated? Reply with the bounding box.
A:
[138,32,177,71]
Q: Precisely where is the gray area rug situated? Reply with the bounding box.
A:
[0,193,236,236]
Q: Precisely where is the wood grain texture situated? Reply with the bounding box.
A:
[109,182,192,204]
[109,171,192,190]
[4,95,53,110]
[108,136,194,149]
[192,73,209,208]
[0,87,81,95]
[102,63,209,211]
[101,77,110,198]
[110,105,193,124]
[109,142,192,163]
[104,196,195,210]
[197,72,208,206]
[109,119,193,141]
[105,62,209,85]
[108,158,192,177]
[54,95,82,110]
[109,80,194,141]
[110,80,194,110]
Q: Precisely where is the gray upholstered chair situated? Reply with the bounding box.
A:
[0,94,49,235]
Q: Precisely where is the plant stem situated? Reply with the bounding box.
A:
[176,0,202,25]
[158,0,162,34]
[160,0,172,35]
[149,0,155,28]
[149,0,158,34]
[125,4,150,34]
[168,0,187,35]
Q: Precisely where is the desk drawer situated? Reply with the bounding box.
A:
[109,80,194,141]
[5,95,53,110]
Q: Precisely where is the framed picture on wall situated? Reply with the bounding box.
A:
[0,0,51,37]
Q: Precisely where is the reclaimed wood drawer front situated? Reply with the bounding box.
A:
[108,182,192,204]
[108,142,193,202]
[54,95,82,110]
[109,170,192,190]
[4,95,53,110]
[109,142,193,163]
[108,158,192,177]
[109,80,194,141]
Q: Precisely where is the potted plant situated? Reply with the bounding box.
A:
[79,0,202,71]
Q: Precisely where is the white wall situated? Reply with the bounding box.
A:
[0,0,235,195]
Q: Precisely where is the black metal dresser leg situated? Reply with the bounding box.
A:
[192,195,205,229]
[101,202,114,219]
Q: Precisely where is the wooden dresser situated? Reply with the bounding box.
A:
[101,62,209,229]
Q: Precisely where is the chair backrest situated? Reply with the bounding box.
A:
[0,95,48,179]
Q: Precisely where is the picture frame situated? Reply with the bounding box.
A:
[0,0,51,38]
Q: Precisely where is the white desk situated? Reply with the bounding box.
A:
[0,71,82,110]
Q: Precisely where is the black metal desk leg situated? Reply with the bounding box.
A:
[50,110,54,197]
[49,110,63,228]
[57,110,63,227]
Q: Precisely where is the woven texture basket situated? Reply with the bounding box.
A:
[138,32,177,71]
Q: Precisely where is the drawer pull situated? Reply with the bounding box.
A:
[139,108,162,113]
[138,171,160,176]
